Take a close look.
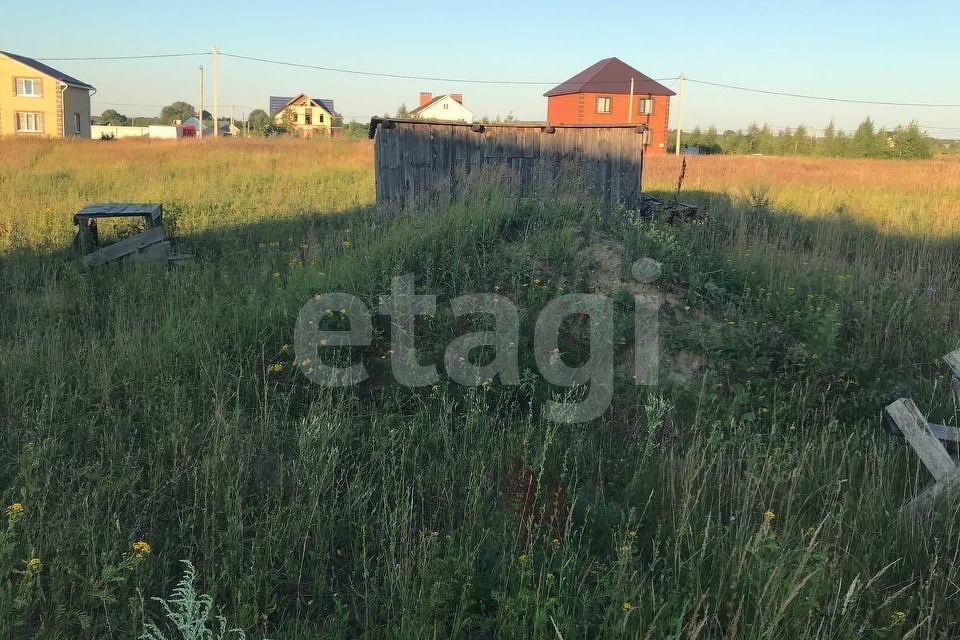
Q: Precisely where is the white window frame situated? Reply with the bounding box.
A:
[637,98,653,115]
[73,112,82,134]
[15,77,42,97]
[15,112,43,133]
[596,96,612,114]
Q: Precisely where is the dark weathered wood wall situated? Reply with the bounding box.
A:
[372,120,647,214]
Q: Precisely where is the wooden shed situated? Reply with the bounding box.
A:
[369,118,648,214]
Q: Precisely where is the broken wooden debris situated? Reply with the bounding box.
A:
[884,349,960,515]
[73,203,187,266]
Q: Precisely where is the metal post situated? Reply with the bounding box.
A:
[212,46,219,137]
[674,72,684,155]
[198,65,204,139]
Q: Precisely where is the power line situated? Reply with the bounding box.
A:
[685,77,960,108]
[37,52,208,61]
[218,52,678,86]
[42,49,960,112]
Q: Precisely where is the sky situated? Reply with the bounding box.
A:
[6,0,960,136]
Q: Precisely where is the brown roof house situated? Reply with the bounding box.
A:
[546,57,675,154]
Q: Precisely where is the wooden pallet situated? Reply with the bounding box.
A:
[885,349,960,515]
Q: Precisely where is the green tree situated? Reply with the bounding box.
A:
[248,109,271,132]
[159,101,197,125]
[99,109,127,126]
[849,117,886,158]
[889,121,934,159]
[820,120,839,157]
[395,103,410,118]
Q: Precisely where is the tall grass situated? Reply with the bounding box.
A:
[0,138,958,638]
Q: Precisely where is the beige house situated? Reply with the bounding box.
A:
[0,51,94,138]
[269,94,335,137]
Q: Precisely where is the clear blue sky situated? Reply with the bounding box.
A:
[8,0,959,135]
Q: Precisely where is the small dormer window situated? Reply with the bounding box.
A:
[443,103,449,109]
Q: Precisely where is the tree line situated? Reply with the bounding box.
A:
[673,118,937,159]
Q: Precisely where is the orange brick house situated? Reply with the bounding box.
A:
[545,58,674,154]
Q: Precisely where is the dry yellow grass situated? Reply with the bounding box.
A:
[0,137,374,250]
[643,154,960,236]
[3,139,957,252]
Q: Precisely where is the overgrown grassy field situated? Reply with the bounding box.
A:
[1,138,959,639]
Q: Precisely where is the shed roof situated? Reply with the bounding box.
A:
[0,51,95,90]
[270,94,335,116]
[544,57,674,98]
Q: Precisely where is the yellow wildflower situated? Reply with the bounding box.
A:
[763,510,775,524]
[324,309,334,318]
[892,611,906,625]
[280,344,290,353]
[6,502,24,518]
[627,530,637,539]
[622,601,633,613]
[341,240,352,249]
[518,553,530,566]
[132,540,152,556]
[551,538,561,551]
[272,272,280,278]
[268,362,284,374]
[320,339,329,347]
[26,557,41,572]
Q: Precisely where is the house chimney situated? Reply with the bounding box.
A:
[451,94,463,104]
[419,92,433,107]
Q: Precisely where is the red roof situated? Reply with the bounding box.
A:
[545,57,674,98]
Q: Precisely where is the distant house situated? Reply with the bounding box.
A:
[0,50,95,138]
[410,93,475,123]
[270,94,335,137]
[545,57,675,154]
[181,116,212,137]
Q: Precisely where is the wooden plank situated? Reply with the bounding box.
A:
[944,350,960,377]
[886,398,958,482]
[927,421,960,444]
[905,468,960,515]
[131,240,171,262]
[83,226,167,266]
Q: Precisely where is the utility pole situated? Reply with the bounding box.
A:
[212,46,219,137]
[674,72,684,155]
[198,65,204,139]
[627,77,635,124]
